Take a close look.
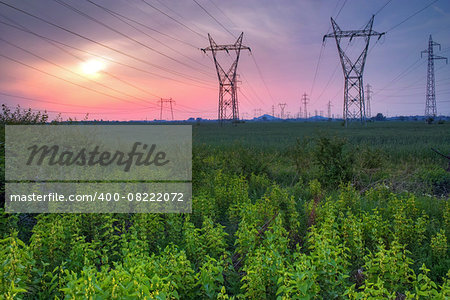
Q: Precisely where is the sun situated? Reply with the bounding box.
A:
[81,59,105,75]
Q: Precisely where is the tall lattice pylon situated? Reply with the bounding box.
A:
[324,15,384,127]
[202,32,250,124]
[421,35,447,119]
[158,98,175,120]
[301,93,309,119]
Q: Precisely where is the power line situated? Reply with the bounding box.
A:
[0,37,158,106]
[0,53,151,107]
[154,0,208,36]
[0,92,158,113]
[83,0,211,70]
[192,0,235,38]
[310,0,347,98]
[0,14,169,99]
[51,0,212,79]
[0,18,215,91]
[374,0,394,16]
[387,0,440,32]
[207,0,237,28]
[140,0,206,40]
[98,0,200,49]
[192,0,275,106]
[0,1,213,86]
[250,53,275,103]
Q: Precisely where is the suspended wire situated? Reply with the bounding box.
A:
[154,0,207,35]
[83,0,212,70]
[51,0,212,80]
[314,0,393,107]
[368,0,440,56]
[375,64,447,104]
[0,15,168,100]
[386,0,440,32]
[0,1,213,86]
[0,37,160,107]
[192,0,235,38]
[0,53,154,107]
[95,0,200,49]
[0,14,165,102]
[0,103,157,116]
[0,92,158,113]
[207,0,237,28]
[250,52,275,103]
[0,19,215,91]
[139,0,206,40]
[374,0,394,16]
[373,59,425,96]
[309,0,347,98]
[194,0,274,106]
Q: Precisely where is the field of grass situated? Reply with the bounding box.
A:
[1,119,450,299]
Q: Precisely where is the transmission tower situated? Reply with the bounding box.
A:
[365,84,373,118]
[301,93,309,119]
[327,100,333,119]
[324,15,384,127]
[201,32,251,124]
[279,103,287,119]
[421,35,448,119]
[158,98,175,120]
[272,105,275,117]
[254,108,263,118]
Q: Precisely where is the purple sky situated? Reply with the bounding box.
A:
[0,0,449,120]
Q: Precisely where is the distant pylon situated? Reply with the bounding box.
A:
[301,93,309,119]
[158,98,175,120]
[327,100,333,119]
[254,108,263,118]
[279,103,287,119]
[324,15,384,127]
[421,35,447,119]
[201,32,251,124]
[272,105,275,117]
[365,84,372,118]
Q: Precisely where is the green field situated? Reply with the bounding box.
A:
[1,120,450,299]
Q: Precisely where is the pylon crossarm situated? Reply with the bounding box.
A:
[202,45,250,52]
[325,30,383,39]
[433,55,448,63]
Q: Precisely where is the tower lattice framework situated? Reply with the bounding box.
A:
[324,15,384,126]
[421,35,447,119]
[202,32,250,124]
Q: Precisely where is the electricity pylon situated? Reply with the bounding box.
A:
[324,15,384,127]
[158,98,175,120]
[365,84,373,118]
[421,35,447,119]
[278,103,287,119]
[301,93,309,119]
[327,100,333,119]
[201,32,251,124]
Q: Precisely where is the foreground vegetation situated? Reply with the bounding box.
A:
[1,107,449,299]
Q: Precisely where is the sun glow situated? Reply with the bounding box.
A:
[81,59,105,75]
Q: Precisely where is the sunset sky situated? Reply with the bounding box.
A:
[0,0,449,121]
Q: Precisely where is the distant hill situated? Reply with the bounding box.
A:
[252,114,281,121]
